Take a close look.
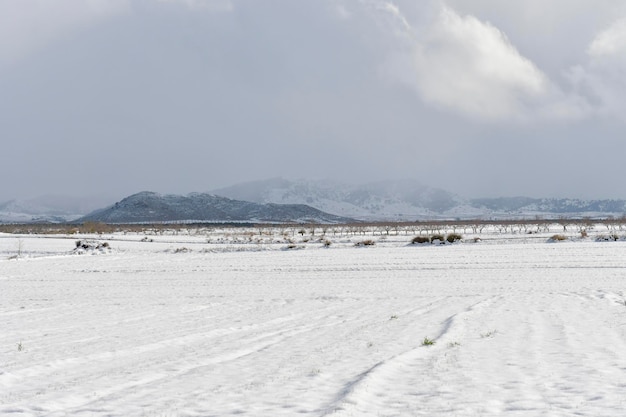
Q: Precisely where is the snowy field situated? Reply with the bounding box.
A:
[2,225,626,416]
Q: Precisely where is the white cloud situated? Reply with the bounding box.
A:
[377,1,411,33]
[411,6,550,121]
[589,18,626,58]
[359,2,588,122]
[0,0,129,68]
[561,17,626,119]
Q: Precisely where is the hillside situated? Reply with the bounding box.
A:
[3,180,626,224]
[213,178,626,220]
[78,192,354,224]
[0,195,107,223]
[212,178,472,220]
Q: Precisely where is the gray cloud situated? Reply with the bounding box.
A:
[0,0,130,70]
[2,0,626,202]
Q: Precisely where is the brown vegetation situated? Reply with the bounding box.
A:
[2,217,626,239]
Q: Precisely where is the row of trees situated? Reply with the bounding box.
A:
[3,217,626,237]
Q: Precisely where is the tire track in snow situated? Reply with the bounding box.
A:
[399,290,626,416]
[0,310,348,415]
[321,296,501,416]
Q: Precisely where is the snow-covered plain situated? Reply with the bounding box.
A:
[2,225,626,416]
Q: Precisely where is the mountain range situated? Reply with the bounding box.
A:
[212,178,467,220]
[2,178,626,224]
[212,178,626,220]
[0,195,110,223]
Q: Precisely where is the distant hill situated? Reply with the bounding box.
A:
[77,192,354,224]
[3,180,626,224]
[0,195,108,223]
[212,178,472,220]
[213,178,626,220]
[470,197,626,217]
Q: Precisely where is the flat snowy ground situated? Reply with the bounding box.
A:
[2,227,626,416]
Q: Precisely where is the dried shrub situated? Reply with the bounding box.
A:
[446,233,463,243]
[81,222,112,235]
[596,234,620,242]
[283,244,304,250]
[73,240,111,254]
[411,236,430,244]
[430,234,445,244]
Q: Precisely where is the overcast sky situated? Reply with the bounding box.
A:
[3,0,626,202]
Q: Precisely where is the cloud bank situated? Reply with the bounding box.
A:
[2,0,626,201]
[0,0,130,69]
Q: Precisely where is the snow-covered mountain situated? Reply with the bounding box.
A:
[3,180,626,224]
[470,197,626,218]
[213,178,626,220]
[212,178,476,220]
[78,192,354,224]
[0,195,106,223]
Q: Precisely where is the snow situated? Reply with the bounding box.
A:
[2,225,626,416]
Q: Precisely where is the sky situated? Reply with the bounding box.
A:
[2,0,626,202]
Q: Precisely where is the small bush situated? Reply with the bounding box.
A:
[430,234,445,244]
[284,244,305,250]
[74,240,110,253]
[411,236,430,244]
[446,233,463,243]
[422,337,436,346]
[597,234,620,242]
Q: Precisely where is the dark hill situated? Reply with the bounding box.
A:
[78,192,354,224]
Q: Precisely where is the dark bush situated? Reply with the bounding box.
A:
[446,233,463,243]
[430,234,445,244]
[74,240,110,253]
[596,234,620,242]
